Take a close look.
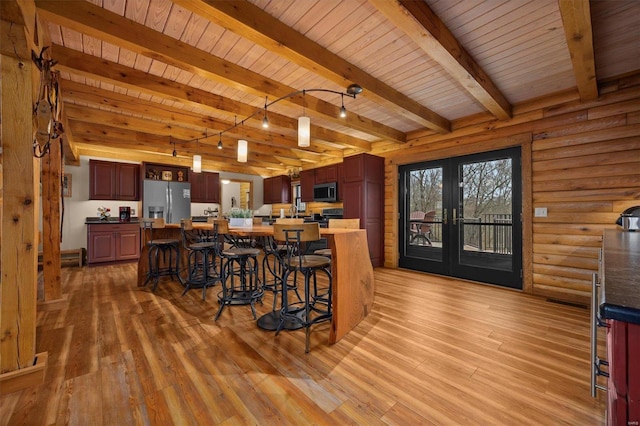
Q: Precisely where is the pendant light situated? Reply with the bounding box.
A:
[298,116,310,147]
[193,154,202,173]
[237,139,248,162]
[262,96,269,129]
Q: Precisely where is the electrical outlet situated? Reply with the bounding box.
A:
[131,208,136,216]
[534,207,547,217]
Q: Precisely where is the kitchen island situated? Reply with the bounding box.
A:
[598,229,639,425]
[137,223,375,344]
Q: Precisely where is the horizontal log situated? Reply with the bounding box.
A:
[532,223,609,236]
[533,233,603,247]
[533,253,599,270]
[532,175,640,192]
[532,123,640,152]
[533,187,640,203]
[533,264,594,281]
[532,137,640,162]
[533,243,600,258]
[532,113,625,141]
[533,273,590,292]
[533,148,640,172]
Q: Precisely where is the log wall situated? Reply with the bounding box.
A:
[379,74,640,305]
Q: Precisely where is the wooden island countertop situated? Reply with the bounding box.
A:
[138,223,375,344]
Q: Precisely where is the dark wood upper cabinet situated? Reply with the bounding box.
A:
[263,176,274,204]
[90,160,139,201]
[189,171,220,203]
[299,169,315,202]
[314,164,338,184]
[263,175,291,204]
[337,162,344,201]
[342,153,384,267]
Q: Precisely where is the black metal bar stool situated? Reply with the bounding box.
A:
[180,219,222,300]
[140,218,181,292]
[312,218,359,306]
[213,220,264,320]
[274,222,332,353]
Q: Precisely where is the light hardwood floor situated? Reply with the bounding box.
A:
[1,263,606,425]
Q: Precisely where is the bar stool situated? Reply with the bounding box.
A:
[180,219,222,300]
[274,222,332,353]
[262,218,304,307]
[213,220,264,320]
[314,218,360,257]
[140,218,181,292]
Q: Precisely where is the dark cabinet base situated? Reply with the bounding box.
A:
[87,223,140,264]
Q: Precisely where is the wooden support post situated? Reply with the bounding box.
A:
[0,1,48,391]
[42,134,62,300]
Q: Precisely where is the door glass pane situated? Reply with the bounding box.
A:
[406,167,443,261]
[459,158,513,272]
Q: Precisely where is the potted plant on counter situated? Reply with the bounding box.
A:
[229,208,253,227]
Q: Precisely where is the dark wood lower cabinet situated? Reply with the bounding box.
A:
[607,319,640,426]
[87,223,140,264]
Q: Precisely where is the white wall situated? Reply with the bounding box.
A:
[54,157,266,250]
[221,182,241,214]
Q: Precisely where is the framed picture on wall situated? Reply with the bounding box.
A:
[62,173,72,197]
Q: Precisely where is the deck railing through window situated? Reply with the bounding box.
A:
[410,213,512,255]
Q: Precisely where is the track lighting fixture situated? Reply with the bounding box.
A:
[184,84,362,162]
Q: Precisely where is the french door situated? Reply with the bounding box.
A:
[399,147,522,289]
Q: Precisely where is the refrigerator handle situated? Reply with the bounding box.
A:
[166,187,171,223]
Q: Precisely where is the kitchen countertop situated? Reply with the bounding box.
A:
[600,229,640,324]
[85,217,140,224]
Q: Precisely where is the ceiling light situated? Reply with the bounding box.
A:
[193,154,202,173]
[262,96,269,128]
[237,139,248,162]
[217,134,223,149]
[298,116,310,147]
[339,93,347,118]
[346,84,363,95]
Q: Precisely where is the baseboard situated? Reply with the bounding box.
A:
[0,352,48,396]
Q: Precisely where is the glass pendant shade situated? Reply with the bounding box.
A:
[192,154,202,173]
[237,139,248,163]
[298,116,311,147]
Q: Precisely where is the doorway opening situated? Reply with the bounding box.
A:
[221,179,253,215]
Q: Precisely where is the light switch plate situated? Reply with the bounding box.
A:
[534,207,547,217]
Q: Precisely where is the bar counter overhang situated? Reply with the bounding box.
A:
[137,223,375,344]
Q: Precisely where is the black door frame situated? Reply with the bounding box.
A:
[399,147,523,289]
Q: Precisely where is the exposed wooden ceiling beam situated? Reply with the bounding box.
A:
[558,0,598,101]
[370,0,512,120]
[51,44,371,152]
[73,142,268,176]
[60,80,344,160]
[173,0,450,134]
[67,120,295,172]
[64,106,319,169]
[36,0,404,143]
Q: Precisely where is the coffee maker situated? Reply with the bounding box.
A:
[119,206,131,222]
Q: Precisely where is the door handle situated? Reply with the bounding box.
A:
[453,208,457,225]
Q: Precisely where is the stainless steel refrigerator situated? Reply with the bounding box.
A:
[143,180,191,224]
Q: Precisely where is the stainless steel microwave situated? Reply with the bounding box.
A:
[313,182,337,202]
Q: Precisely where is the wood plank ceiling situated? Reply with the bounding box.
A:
[33,0,640,177]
